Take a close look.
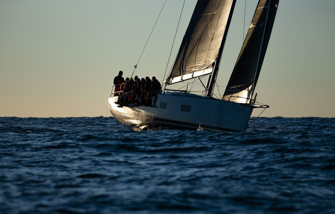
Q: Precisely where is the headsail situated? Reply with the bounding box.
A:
[223,0,279,104]
[166,0,236,85]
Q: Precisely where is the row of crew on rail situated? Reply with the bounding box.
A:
[113,71,162,107]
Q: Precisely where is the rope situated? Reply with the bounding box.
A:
[162,0,186,85]
[243,0,246,40]
[255,107,267,118]
[247,106,268,130]
[250,0,272,99]
[215,83,222,98]
[131,0,167,77]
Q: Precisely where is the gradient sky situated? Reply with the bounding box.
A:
[1,0,334,117]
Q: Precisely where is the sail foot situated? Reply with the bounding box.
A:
[168,68,213,84]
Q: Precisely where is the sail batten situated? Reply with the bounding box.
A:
[223,0,279,104]
[166,0,235,85]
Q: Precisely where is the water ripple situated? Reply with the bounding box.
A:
[0,117,335,213]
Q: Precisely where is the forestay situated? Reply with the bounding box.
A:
[166,0,235,84]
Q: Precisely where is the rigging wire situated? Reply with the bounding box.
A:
[250,0,272,100]
[256,107,268,118]
[215,83,222,99]
[247,106,268,129]
[131,0,167,78]
[243,0,246,40]
[162,0,186,86]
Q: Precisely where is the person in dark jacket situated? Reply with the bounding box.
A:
[144,77,152,106]
[151,76,161,107]
[113,71,124,96]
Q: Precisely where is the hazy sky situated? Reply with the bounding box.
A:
[1,0,334,117]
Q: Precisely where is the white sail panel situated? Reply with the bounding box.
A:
[193,68,213,77]
[170,68,213,83]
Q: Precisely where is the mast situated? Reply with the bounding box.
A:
[206,0,236,97]
[166,0,236,90]
[223,0,279,104]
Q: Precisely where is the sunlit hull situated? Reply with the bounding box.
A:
[108,93,253,131]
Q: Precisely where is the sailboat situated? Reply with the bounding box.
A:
[108,0,279,131]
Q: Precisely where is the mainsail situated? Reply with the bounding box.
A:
[223,0,279,104]
[166,0,235,86]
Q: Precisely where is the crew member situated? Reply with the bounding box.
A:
[151,76,161,107]
[113,70,124,96]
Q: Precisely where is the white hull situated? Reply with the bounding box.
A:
[108,93,253,131]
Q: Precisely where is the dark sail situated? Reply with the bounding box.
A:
[166,0,235,85]
[223,0,279,104]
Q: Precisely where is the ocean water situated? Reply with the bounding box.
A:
[0,117,335,214]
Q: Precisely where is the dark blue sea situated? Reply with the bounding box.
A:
[1,117,335,214]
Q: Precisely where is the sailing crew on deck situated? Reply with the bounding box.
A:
[133,77,141,106]
[151,76,161,107]
[118,78,133,107]
[116,75,161,107]
[113,70,124,96]
[143,77,152,106]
